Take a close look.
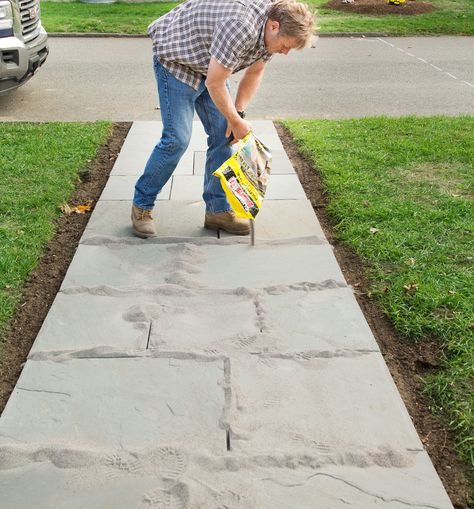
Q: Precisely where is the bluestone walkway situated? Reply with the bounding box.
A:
[0,122,453,508]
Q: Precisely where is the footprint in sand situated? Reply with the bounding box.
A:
[148,446,187,480]
[291,433,331,453]
[103,451,143,479]
[142,481,189,509]
[230,334,258,351]
[210,489,255,509]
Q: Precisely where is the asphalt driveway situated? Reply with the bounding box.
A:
[0,36,473,121]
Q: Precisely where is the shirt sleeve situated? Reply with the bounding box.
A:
[210,19,253,71]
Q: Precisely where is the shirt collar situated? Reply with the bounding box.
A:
[258,16,271,57]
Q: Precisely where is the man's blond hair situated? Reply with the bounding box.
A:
[268,0,315,49]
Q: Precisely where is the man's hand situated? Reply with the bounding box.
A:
[226,116,252,145]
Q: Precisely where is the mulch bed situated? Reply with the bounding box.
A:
[276,123,471,509]
[323,0,436,16]
[0,121,470,507]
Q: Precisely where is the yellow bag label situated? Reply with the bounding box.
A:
[213,133,272,219]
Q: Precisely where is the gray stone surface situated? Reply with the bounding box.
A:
[221,199,324,240]
[0,448,453,509]
[30,285,376,357]
[82,200,216,240]
[0,461,162,509]
[270,149,296,174]
[147,286,377,354]
[228,355,423,454]
[99,175,171,201]
[170,176,204,201]
[265,174,306,200]
[193,151,207,176]
[29,293,149,353]
[111,148,194,176]
[149,289,260,354]
[0,358,226,452]
[61,241,346,290]
[262,286,379,352]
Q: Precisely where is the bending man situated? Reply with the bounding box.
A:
[132,0,314,237]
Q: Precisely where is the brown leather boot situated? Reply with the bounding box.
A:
[131,205,157,238]
[204,211,250,235]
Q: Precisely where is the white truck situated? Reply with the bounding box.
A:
[0,0,48,95]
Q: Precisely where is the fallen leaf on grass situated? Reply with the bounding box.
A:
[403,283,419,294]
[61,203,92,215]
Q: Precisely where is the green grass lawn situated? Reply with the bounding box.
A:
[41,0,474,36]
[0,122,111,347]
[283,116,474,474]
[41,1,179,34]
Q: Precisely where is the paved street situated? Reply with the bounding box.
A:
[0,121,454,507]
[0,36,472,121]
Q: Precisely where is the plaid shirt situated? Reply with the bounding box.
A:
[148,0,273,90]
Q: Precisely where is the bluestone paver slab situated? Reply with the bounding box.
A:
[0,358,226,452]
[228,355,423,454]
[111,148,194,176]
[169,175,204,201]
[0,461,161,509]
[265,174,306,199]
[270,149,296,174]
[82,200,216,240]
[61,242,346,290]
[148,289,259,354]
[28,293,150,353]
[263,286,379,352]
[193,150,207,176]
[181,452,452,508]
[220,199,324,240]
[128,120,206,139]
[0,448,452,509]
[146,286,376,355]
[99,175,171,201]
[249,120,285,150]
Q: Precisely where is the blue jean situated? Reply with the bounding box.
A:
[133,56,232,214]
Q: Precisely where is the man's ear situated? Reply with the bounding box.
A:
[269,19,280,32]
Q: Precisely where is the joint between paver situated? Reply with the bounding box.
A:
[59,279,348,298]
[79,234,328,247]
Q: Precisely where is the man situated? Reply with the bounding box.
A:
[132,0,314,238]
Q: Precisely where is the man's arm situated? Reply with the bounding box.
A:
[205,56,252,143]
[235,59,266,112]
